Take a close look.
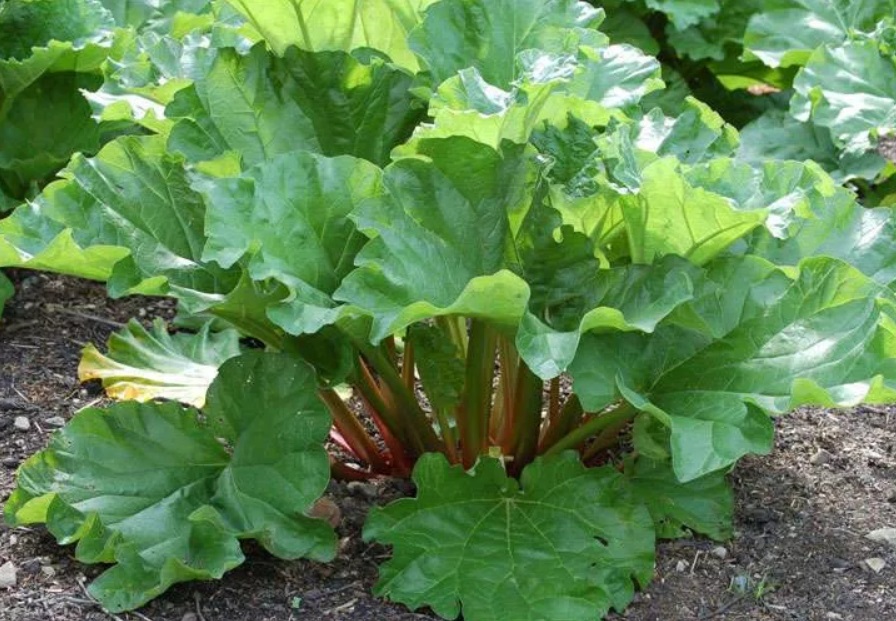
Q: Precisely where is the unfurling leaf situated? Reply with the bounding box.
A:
[79,319,242,407]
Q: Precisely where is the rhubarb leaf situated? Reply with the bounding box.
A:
[5,352,335,612]
[79,319,242,407]
[364,452,654,621]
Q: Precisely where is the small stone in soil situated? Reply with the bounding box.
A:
[13,416,30,431]
[181,613,198,621]
[2,458,18,469]
[710,546,728,559]
[866,528,896,549]
[826,613,844,620]
[0,561,17,588]
[44,416,66,427]
[810,448,833,465]
[864,557,887,573]
[675,560,688,572]
[346,481,378,499]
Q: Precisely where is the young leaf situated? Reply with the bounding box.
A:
[5,351,336,612]
[79,318,242,407]
[642,0,720,30]
[364,452,655,621]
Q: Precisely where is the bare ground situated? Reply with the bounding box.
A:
[1,271,894,621]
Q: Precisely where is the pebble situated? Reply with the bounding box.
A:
[13,416,30,431]
[346,481,378,500]
[864,557,887,573]
[810,448,833,465]
[44,416,66,428]
[0,562,17,588]
[826,613,843,620]
[40,565,56,578]
[2,458,18,469]
[710,546,728,560]
[675,560,688,572]
[181,613,198,621]
[866,528,896,549]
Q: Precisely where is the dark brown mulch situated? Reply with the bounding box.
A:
[1,270,895,621]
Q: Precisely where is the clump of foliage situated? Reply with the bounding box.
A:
[4,1,896,619]
[592,0,896,200]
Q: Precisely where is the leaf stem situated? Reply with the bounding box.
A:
[353,340,442,454]
[509,362,544,473]
[538,394,584,450]
[458,319,498,468]
[319,388,390,473]
[544,402,637,457]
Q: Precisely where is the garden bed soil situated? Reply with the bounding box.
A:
[1,270,895,621]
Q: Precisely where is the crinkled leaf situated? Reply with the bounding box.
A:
[743,0,894,67]
[599,7,659,55]
[197,150,383,335]
[0,72,103,189]
[747,185,896,289]
[572,257,896,481]
[0,201,127,278]
[666,0,760,61]
[0,0,114,62]
[738,108,887,183]
[79,318,242,407]
[627,457,733,540]
[624,157,766,265]
[642,0,719,30]
[335,138,537,341]
[5,352,336,612]
[364,452,655,621]
[31,135,240,311]
[410,0,604,89]
[790,37,896,156]
[409,42,661,151]
[222,0,436,72]
[166,44,423,167]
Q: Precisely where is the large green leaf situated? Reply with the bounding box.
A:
[364,452,655,621]
[406,41,661,151]
[335,138,537,340]
[624,157,766,265]
[79,318,242,407]
[409,0,604,89]
[665,0,760,61]
[5,351,336,612]
[0,200,127,278]
[30,135,240,310]
[197,150,383,334]
[743,0,894,68]
[166,44,423,167]
[222,0,437,72]
[790,36,896,155]
[738,108,887,183]
[0,72,103,188]
[571,257,896,481]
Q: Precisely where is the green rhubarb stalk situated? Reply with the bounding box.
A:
[544,402,637,456]
[458,319,498,468]
[509,363,544,473]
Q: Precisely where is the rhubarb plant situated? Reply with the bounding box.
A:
[4,0,896,620]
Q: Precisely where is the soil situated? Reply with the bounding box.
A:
[1,270,895,621]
